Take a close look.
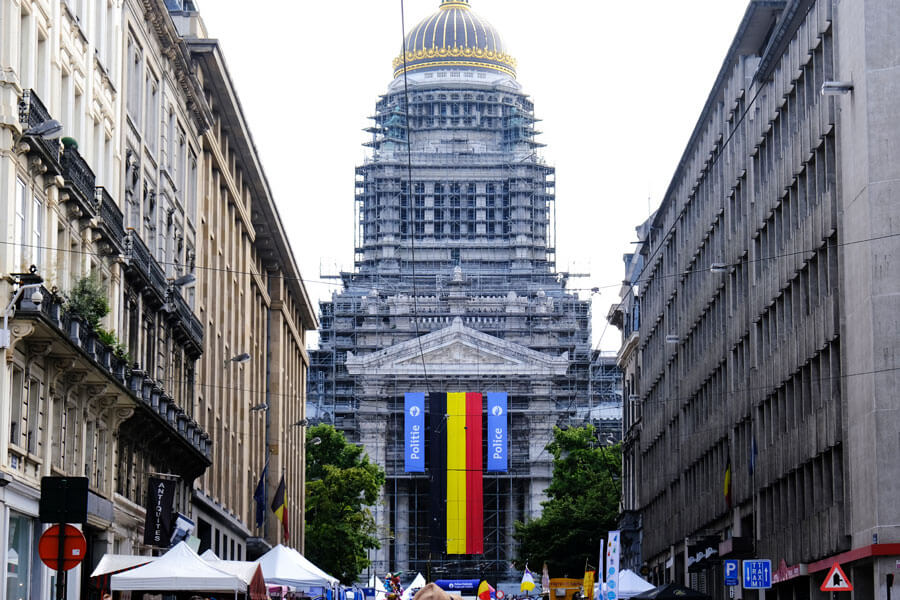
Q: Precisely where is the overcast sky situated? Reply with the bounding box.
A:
[195,0,750,351]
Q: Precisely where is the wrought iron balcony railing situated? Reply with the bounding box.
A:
[61,146,97,218]
[123,230,168,305]
[95,187,125,253]
[166,287,203,358]
[14,287,210,467]
[17,89,62,176]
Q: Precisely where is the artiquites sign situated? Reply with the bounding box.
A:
[143,477,175,547]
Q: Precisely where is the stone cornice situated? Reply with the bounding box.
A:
[140,0,212,134]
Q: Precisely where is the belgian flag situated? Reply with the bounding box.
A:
[271,474,289,539]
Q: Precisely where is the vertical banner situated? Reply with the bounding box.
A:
[486,392,507,472]
[446,392,484,554]
[405,392,425,472]
[143,477,176,546]
[605,530,621,600]
[428,392,447,555]
[465,392,483,554]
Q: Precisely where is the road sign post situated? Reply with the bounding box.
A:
[743,559,772,590]
[39,524,87,600]
[724,559,739,587]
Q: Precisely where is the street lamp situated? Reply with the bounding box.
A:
[1,282,44,348]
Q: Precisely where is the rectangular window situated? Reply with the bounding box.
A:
[146,74,159,154]
[26,377,41,455]
[9,365,26,448]
[14,178,27,270]
[6,511,35,600]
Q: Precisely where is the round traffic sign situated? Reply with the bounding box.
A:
[39,524,87,571]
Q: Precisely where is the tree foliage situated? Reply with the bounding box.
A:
[513,425,621,577]
[305,424,386,585]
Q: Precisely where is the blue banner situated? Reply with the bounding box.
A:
[435,580,481,592]
[405,392,425,472]
[487,392,508,472]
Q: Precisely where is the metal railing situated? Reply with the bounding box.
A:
[123,230,168,303]
[95,187,125,251]
[17,89,62,175]
[61,146,97,217]
[166,287,203,355]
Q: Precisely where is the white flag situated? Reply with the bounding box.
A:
[604,531,621,600]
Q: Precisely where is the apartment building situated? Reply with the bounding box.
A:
[1,2,316,598]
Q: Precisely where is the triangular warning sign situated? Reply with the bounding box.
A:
[820,563,853,591]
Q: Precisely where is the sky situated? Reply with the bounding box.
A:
[195,0,751,351]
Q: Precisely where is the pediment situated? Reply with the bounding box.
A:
[345,317,568,377]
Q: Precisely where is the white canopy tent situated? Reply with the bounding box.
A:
[111,541,246,593]
[401,573,427,600]
[256,544,339,588]
[90,554,155,578]
[594,570,654,599]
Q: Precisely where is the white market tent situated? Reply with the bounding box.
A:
[594,570,654,599]
[90,554,155,577]
[256,544,339,588]
[111,541,246,593]
[401,573,427,600]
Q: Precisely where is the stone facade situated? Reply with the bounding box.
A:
[0,2,315,599]
[615,1,900,598]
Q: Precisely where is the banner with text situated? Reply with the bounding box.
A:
[405,392,425,472]
[487,392,508,472]
[605,530,621,600]
[143,477,175,547]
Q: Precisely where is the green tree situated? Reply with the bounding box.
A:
[305,424,386,584]
[513,425,621,577]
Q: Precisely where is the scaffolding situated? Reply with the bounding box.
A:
[309,77,591,583]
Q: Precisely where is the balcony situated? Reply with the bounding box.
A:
[166,287,203,358]
[60,146,97,219]
[123,230,168,305]
[18,89,62,177]
[95,187,125,253]
[12,288,211,474]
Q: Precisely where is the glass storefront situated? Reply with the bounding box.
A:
[6,511,35,600]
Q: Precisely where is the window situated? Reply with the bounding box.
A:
[9,365,26,448]
[6,511,35,600]
[13,178,27,270]
[126,36,143,123]
[146,74,159,153]
[26,377,41,455]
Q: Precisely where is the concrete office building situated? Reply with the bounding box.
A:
[308,0,592,583]
[613,1,900,598]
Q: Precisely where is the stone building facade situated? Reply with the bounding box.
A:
[308,0,592,584]
[615,1,900,598]
[0,1,315,598]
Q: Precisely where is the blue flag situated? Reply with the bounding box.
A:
[253,462,268,528]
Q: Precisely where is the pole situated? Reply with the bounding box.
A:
[55,522,66,600]
[264,279,273,541]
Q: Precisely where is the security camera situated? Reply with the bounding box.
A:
[31,289,43,306]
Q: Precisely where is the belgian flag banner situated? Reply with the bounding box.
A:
[428,392,485,555]
[447,392,484,554]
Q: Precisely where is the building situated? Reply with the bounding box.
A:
[308,0,591,583]
[1,1,210,599]
[176,12,319,556]
[606,218,650,574]
[1,2,316,598]
[615,0,900,598]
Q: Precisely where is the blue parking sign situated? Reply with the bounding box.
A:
[724,560,739,586]
[743,560,772,589]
